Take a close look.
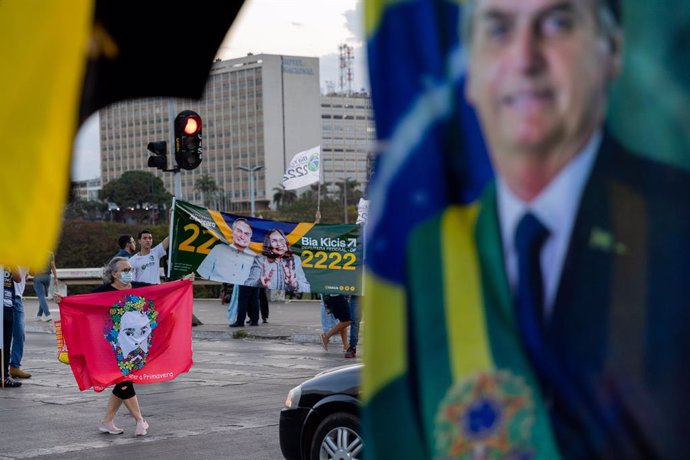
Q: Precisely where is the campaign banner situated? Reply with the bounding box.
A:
[282,145,321,190]
[170,199,363,295]
[58,280,194,392]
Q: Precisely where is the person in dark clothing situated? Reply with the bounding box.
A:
[2,268,22,388]
[113,235,136,259]
[259,288,269,323]
[230,285,260,327]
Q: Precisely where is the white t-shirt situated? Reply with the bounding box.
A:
[14,267,28,298]
[130,243,167,284]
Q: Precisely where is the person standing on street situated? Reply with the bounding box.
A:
[320,294,351,352]
[114,235,136,259]
[54,257,194,436]
[344,295,360,359]
[129,230,168,285]
[259,288,269,323]
[10,267,31,379]
[33,251,57,321]
[55,257,150,435]
[2,268,23,388]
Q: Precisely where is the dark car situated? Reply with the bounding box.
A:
[280,363,362,460]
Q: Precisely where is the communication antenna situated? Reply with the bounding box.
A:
[338,44,354,96]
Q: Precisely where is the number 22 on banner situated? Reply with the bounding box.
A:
[178,224,218,254]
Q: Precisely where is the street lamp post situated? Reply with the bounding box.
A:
[337,177,352,224]
[237,165,264,217]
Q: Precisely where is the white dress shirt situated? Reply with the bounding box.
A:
[497,131,602,317]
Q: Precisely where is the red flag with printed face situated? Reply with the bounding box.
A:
[58,280,193,392]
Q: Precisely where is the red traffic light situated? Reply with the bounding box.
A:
[174,110,203,171]
[184,118,200,135]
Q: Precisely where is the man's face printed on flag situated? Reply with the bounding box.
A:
[117,311,152,356]
[104,295,158,376]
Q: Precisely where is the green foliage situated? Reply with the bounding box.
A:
[233,330,249,339]
[54,220,221,298]
[64,198,109,221]
[99,171,172,209]
[273,195,357,224]
[272,185,297,209]
[194,174,219,207]
[55,220,169,269]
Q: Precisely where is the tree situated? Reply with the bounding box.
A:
[195,174,219,207]
[272,185,297,209]
[99,171,172,210]
[332,178,362,223]
[335,178,361,204]
[64,198,108,221]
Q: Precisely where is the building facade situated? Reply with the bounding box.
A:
[99,54,376,212]
[71,178,102,202]
[320,92,376,192]
[100,54,321,211]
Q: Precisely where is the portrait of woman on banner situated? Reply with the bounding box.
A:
[245,228,310,292]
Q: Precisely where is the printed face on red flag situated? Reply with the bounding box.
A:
[58,281,194,392]
[104,295,158,376]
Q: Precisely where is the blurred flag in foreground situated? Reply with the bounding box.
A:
[58,280,193,392]
[360,0,565,457]
[0,1,244,271]
[363,0,690,459]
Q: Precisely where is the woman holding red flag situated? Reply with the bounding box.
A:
[56,257,151,436]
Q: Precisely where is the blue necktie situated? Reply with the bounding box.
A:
[515,212,549,357]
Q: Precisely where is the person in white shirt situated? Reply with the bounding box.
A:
[129,230,169,285]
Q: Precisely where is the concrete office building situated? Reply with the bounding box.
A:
[100,54,321,211]
[71,178,102,202]
[320,92,376,190]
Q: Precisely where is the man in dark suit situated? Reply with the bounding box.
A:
[402,0,690,458]
[470,0,690,456]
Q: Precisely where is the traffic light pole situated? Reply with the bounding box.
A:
[174,171,182,198]
[168,100,182,198]
[148,104,202,201]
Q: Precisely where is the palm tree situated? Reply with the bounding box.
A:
[272,186,284,209]
[194,174,219,207]
[272,185,297,209]
[334,178,361,223]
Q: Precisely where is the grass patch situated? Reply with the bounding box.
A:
[232,330,249,339]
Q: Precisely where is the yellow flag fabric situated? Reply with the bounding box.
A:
[0,1,93,270]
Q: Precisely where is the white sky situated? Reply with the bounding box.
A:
[73,0,367,181]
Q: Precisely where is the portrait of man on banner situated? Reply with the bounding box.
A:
[195,218,257,284]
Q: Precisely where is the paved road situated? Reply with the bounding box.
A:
[22,297,357,348]
[1,298,362,459]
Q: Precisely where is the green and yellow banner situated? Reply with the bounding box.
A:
[170,200,363,295]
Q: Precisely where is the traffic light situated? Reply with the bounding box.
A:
[174,110,203,170]
[147,141,168,170]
